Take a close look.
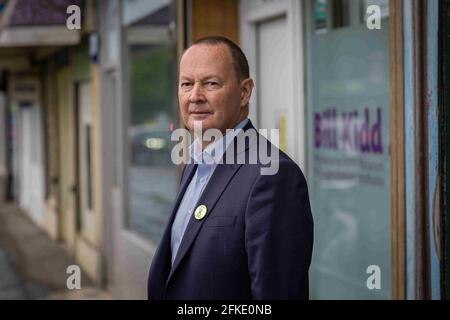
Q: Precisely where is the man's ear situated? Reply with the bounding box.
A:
[240,78,254,107]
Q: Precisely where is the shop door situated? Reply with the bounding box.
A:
[240,0,306,167]
[257,16,293,157]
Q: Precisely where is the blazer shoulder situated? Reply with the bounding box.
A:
[245,131,305,178]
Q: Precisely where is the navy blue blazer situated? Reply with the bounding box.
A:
[147,120,313,300]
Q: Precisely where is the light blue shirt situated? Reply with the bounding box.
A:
[170,118,249,265]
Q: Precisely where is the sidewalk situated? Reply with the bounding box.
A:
[0,201,112,300]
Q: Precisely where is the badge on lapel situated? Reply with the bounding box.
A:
[194,205,208,221]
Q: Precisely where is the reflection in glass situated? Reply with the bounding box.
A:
[124,3,178,244]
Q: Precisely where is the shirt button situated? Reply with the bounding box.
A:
[200,177,206,183]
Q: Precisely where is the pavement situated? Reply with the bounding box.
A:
[0,201,112,300]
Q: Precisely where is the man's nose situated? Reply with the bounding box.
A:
[188,83,206,104]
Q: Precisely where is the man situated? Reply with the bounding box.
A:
[147,36,313,300]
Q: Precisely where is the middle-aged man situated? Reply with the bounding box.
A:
[148,36,313,300]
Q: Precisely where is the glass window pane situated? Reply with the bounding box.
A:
[124,3,178,244]
[306,0,392,299]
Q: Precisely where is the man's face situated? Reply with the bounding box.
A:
[178,44,253,134]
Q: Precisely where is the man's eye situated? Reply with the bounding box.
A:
[181,82,192,88]
[205,81,219,88]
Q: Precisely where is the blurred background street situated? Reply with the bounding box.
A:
[0,200,111,299]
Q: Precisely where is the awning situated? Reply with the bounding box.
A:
[0,0,82,47]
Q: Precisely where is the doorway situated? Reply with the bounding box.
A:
[240,0,306,168]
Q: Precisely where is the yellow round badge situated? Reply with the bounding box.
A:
[194,205,208,220]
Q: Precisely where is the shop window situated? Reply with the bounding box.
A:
[306,0,392,299]
[122,1,178,244]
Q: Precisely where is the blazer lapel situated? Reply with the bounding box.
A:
[163,163,197,250]
[172,164,198,218]
[148,163,197,298]
[166,163,242,286]
[162,163,198,243]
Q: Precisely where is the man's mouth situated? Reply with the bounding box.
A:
[190,111,212,118]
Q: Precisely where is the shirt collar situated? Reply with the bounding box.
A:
[189,118,249,165]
